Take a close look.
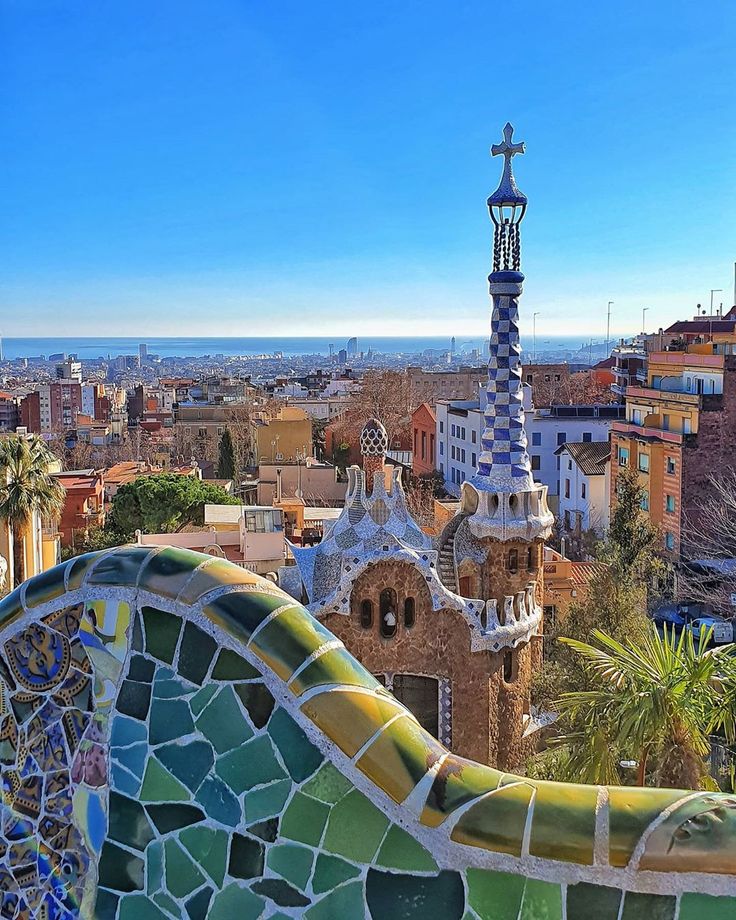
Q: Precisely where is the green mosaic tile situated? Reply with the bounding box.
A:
[113,742,147,779]
[98,841,145,892]
[528,781,598,864]
[190,683,218,716]
[180,826,229,887]
[157,740,215,792]
[208,882,265,920]
[607,787,686,868]
[143,606,183,664]
[451,781,534,856]
[323,789,390,862]
[280,791,330,846]
[93,890,120,920]
[249,603,335,680]
[247,817,279,841]
[267,843,314,890]
[178,620,217,685]
[177,558,264,605]
[244,779,292,822]
[620,891,677,920]
[127,654,155,682]
[164,838,206,898]
[153,892,181,916]
[302,762,354,804]
[118,895,169,920]
[228,832,265,879]
[0,590,24,632]
[566,882,622,920]
[147,841,163,895]
[139,758,190,802]
[116,679,152,721]
[195,775,242,827]
[153,671,196,699]
[252,878,311,908]
[65,549,107,591]
[311,853,361,894]
[288,644,382,696]
[145,803,205,834]
[132,610,145,651]
[678,893,736,920]
[185,887,214,920]
[212,647,261,680]
[466,868,525,920]
[268,706,323,781]
[519,878,563,920]
[149,697,195,745]
[138,546,202,599]
[376,825,438,872]
[203,589,292,642]
[421,755,501,827]
[195,685,254,753]
[107,791,155,851]
[88,545,154,586]
[366,868,465,920]
[305,881,365,920]
[235,682,275,728]
[216,734,287,793]
[23,564,68,608]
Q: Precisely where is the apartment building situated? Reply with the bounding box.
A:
[411,403,436,476]
[556,441,611,536]
[406,365,485,408]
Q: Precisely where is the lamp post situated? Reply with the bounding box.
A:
[642,307,649,334]
[533,312,540,364]
[710,289,723,317]
[605,301,614,358]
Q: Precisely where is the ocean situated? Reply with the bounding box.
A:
[0,335,610,361]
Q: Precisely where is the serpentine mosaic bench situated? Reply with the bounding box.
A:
[0,546,734,919]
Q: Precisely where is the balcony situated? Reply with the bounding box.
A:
[611,420,683,444]
[625,385,700,406]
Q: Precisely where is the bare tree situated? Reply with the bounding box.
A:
[342,370,412,448]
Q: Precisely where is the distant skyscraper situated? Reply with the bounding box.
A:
[329,344,334,357]
[139,343,148,365]
[338,348,348,364]
[346,336,358,357]
[451,336,456,354]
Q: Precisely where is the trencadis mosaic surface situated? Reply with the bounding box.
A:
[0,546,734,919]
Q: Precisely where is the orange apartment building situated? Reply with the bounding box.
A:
[53,469,105,549]
[411,403,436,476]
[610,343,736,557]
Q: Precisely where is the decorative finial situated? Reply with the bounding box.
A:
[487,123,527,272]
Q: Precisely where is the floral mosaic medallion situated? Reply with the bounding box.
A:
[0,547,735,919]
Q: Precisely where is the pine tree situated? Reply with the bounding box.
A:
[217,429,236,480]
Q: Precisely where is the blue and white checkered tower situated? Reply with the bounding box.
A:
[463,124,553,542]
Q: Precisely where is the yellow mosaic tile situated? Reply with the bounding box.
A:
[23,563,68,609]
[249,605,337,682]
[65,550,109,591]
[421,755,502,828]
[288,646,382,697]
[177,558,263,606]
[355,715,445,804]
[608,787,689,868]
[528,780,599,865]
[300,689,406,758]
[450,781,535,856]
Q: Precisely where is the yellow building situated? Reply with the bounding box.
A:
[253,406,313,463]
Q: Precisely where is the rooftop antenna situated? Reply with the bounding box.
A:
[605,301,613,357]
[710,289,723,316]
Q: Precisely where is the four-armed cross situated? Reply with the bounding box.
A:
[491,122,525,163]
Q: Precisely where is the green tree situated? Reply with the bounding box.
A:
[0,435,65,587]
[606,465,662,583]
[108,474,240,538]
[217,428,236,480]
[551,625,736,789]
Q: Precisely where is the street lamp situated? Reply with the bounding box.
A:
[642,307,649,334]
[710,289,723,317]
[606,301,614,357]
[533,312,540,364]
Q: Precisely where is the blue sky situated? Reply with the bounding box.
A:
[2,0,734,340]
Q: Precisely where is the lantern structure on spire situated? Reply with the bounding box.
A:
[488,122,527,273]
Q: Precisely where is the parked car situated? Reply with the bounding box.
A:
[687,616,734,645]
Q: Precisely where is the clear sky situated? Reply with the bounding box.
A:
[2,0,735,340]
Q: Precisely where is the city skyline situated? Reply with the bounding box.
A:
[3,0,735,338]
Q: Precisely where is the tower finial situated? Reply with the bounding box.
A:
[488,123,527,273]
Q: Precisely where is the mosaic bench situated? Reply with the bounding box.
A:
[0,545,734,919]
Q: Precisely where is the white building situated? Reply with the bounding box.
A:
[555,441,611,537]
[436,384,623,505]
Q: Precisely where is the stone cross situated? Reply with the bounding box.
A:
[491,122,525,164]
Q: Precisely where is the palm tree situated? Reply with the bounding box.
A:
[0,435,65,588]
[551,624,736,789]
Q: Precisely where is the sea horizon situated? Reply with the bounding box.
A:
[0,334,622,361]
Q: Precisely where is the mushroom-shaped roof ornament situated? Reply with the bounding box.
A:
[360,417,388,456]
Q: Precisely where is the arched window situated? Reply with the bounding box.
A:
[503,649,515,683]
[379,588,398,638]
[507,549,518,573]
[403,597,415,628]
[360,599,373,629]
[527,546,534,570]
[392,675,439,737]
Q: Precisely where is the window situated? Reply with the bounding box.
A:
[683,418,692,434]
[638,452,650,472]
[503,650,516,683]
[392,675,439,737]
[421,431,427,460]
[582,432,592,443]
[471,430,477,444]
[403,597,415,628]
[632,409,644,425]
[527,546,534,569]
[507,549,518,573]
[379,588,398,638]
[532,432,541,446]
[666,456,675,474]
[471,453,477,467]
[439,442,444,456]
[564,509,571,530]
[458,575,472,597]
[640,491,649,511]
[666,494,675,513]
[564,479,570,499]
[568,458,572,470]
[581,482,586,500]
[461,427,466,439]
[531,455,541,470]
[451,424,456,437]
[662,414,670,431]
[198,427,207,438]
[557,432,567,446]
[360,599,373,629]
[461,449,466,463]
[439,421,444,433]
[430,433,435,463]
[451,445,456,460]
[665,532,675,551]
[618,447,629,466]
